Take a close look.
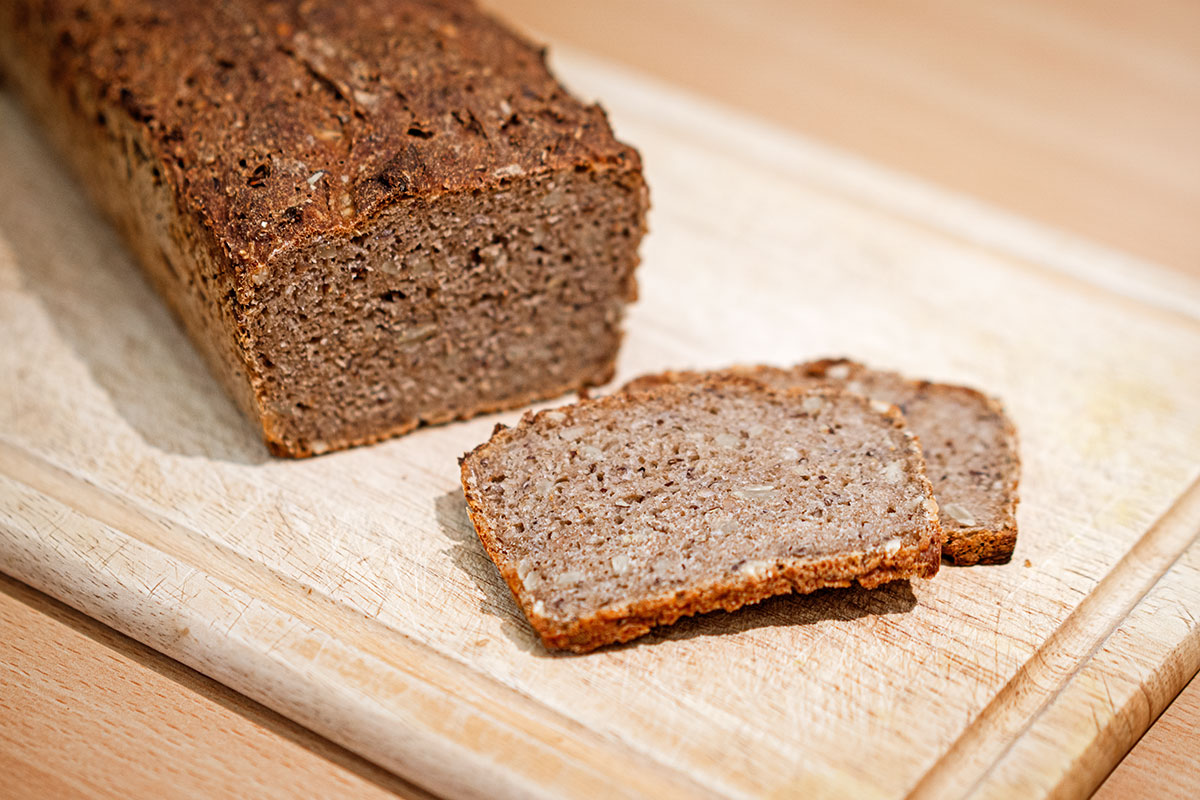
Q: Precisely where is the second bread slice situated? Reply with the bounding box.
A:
[626,360,1020,565]
[460,378,942,652]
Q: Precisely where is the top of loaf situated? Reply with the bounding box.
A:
[35,0,640,273]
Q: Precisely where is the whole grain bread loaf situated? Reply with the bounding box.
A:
[460,378,942,652]
[625,359,1021,564]
[0,0,647,456]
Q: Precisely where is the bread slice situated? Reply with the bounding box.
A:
[625,359,1020,565]
[460,377,942,652]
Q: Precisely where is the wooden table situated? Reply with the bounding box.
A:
[2,1,1197,797]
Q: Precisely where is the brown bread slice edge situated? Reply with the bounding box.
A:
[625,360,1021,565]
[460,377,941,653]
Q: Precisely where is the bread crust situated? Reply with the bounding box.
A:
[460,377,943,653]
[4,0,640,275]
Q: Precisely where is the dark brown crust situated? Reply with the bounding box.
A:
[6,0,639,274]
[0,0,646,457]
[624,360,1022,565]
[939,525,1018,567]
[460,377,943,653]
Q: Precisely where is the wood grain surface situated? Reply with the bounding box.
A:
[1095,673,1200,800]
[2,1,1199,798]
[0,573,429,800]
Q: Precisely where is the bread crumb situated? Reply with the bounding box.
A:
[553,570,585,587]
[558,425,587,441]
[826,363,852,380]
[733,484,776,500]
[942,502,977,527]
[736,560,773,578]
[801,395,825,414]
[714,432,740,448]
[578,444,605,461]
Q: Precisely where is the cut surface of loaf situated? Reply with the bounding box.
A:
[625,360,1020,565]
[460,378,942,652]
[0,0,647,456]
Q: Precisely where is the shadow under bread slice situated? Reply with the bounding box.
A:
[459,377,941,653]
[625,360,1020,565]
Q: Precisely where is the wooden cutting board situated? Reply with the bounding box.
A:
[2,49,1199,800]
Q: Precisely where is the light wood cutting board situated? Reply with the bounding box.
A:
[2,50,1199,800]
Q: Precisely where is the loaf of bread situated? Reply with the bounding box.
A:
[0,0,648,456]
[460,378,942,652]
[625,359,1021,565]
